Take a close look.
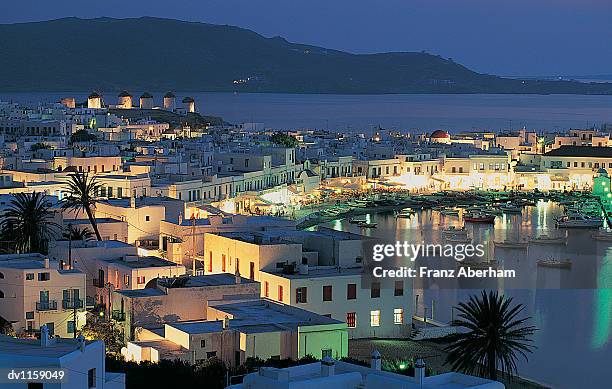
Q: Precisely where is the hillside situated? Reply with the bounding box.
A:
[1,17,611,94]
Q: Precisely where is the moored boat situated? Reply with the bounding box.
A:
[537,259,572,269]
[556,214,603,229]
[493,240,529,249]
[529,234,567,245]
[464,212,496,223]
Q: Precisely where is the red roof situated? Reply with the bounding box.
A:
[430,130,450,139]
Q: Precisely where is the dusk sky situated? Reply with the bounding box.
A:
[3,0,612,77]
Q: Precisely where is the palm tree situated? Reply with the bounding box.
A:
[61,172,102,241]
[444,290,537,381]
[62,225,94,241]
[0,192,58,253]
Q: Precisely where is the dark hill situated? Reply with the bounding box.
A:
[1,17,611,94]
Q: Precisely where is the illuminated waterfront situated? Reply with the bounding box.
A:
[320,201,612,389]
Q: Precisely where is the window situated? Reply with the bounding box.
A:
[88,368,96,388]
[394,281,403,296]
[322,349,332,359]
[394,308,404,324]
[201,339,206,348]
[347,283,357,300]
[371,282,380,298]
[278,285,283,302]
[38,272,50,281]
[249,262,255,280]
[0,272,3,279]
[296,287,308,303]
[206,351,217,358]
[26,273,34,280]
[370,310,380,327]
[137,276,145,285]
[346,312,356,328]
[145,216,150,222]
[26,311,34,320]
[222,254,226,272]
[124,275,130,286]
[67,320,75,334]
[264,281,269,297]
[323,285,333,301]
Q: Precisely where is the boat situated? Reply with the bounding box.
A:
[442,226,468,236]
[464,212,496,223]
[493,240,528,249]
[593,230,612,241]
[500,204,522,214]
[349,217,367,224]
[440,208,460,216]
[537,259,572,269]
[357,222,377,228]
[556,214,603,229]
[529,234,567,245]
[445,235,472,243]
[395,208,415,218]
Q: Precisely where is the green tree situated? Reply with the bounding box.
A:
[62,225,94,241]
[79,319,125,354]
[444,290,537,381]
[70,129,98,144]
[270,132,298,148]
[61,172,102,241]
[0,315,15,336]
[0,192,57,254]
[30,142,50,151]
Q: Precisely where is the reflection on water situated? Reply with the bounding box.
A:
[321,201,612,389]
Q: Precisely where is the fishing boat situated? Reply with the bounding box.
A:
[529,234,566,245]
[464,212,496,223]
[440,208,460,216]
[445,235,472,243]
[593,230,612,241]
[395,208,415,218]
[349,217,367,224]
[537,259,572,269]
[493,240,528,249]
[442,226,468,236]
[556,214,603,229]
[500,204,522,214]
[357,222,377,228]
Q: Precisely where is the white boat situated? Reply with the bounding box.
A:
[357,222,377,228]
[592,230,612,241]
[445,235,472,244]
[529,234,567,245]
[556,214,603,229]
[537,259,572,269]
[395,208,415,218]
[493,240,528,249]
[442,226,468,237]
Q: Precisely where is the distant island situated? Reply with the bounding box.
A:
[1,17,612,95]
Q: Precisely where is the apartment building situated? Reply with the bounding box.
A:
[111,274,260,340]
[0,254,86,338]
[124,299,348,367]
[0,332,125,389]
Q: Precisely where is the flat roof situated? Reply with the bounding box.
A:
[0,335,97,359]
[545,145,612,158]
[107,255,181,269]
[157,273,257,288]
[101,196,181,208]
[265,266,364,280]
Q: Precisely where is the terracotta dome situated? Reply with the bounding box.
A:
[430,130,450,139]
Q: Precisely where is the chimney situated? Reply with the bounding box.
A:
[370,350,381,371]
[178,213,183,225]
[40,324,50,347]
[321,356,335,377]
[222,315,230,330]
[415,358,425,386]
[130,196,136,208]
[43,258,50,269]
[235,269,241,284]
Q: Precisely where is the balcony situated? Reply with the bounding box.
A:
[111,310,126,322]
[62,299,83,310]
[36,300,58,311]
